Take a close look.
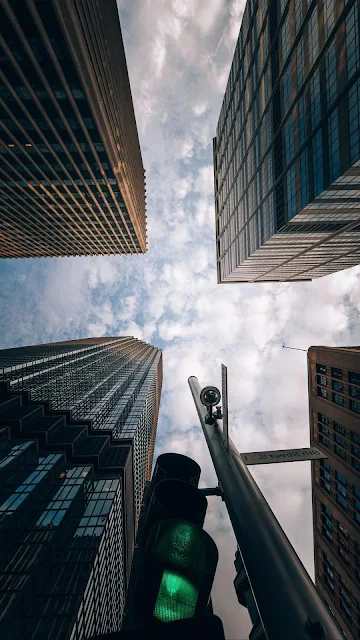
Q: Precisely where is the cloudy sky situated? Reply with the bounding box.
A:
[1,0,360,637]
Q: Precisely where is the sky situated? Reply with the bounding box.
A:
[0,0,360,638]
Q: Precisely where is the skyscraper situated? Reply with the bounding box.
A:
[214,0,360,283]
[0,336,162,639]
[308,346,360,639]
[0,0,146,258]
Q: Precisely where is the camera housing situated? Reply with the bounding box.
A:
[200,386,221,408]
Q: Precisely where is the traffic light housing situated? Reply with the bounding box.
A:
[121,453,223,637]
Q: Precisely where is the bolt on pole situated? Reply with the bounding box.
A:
[188,375,343,640]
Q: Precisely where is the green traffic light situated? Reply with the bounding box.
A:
[153,569,199,622]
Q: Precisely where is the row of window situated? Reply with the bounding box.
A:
[316,364,360,385]
[320,460,360,527]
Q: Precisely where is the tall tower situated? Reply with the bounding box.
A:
[214,0,360,283]
[0,337,162,639]
[0,0,146,258]
[308,346,360,639]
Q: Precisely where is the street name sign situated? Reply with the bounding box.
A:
[240,447,327,466]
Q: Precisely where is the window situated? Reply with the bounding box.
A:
[338,522,348,537]
[286,165,297,219]
[337,482,347,497]
[310,69,321,129]
[298,93,307,146]
[348,371,360,385]
[332,393,344,406]
[322,459,330,470]
[285,115,295,164]
[312,129,323,197]
[325,40,337,108]
[320,424,329,435]
[322,514,332,530]
[334,422,345,435]
[350,399,360,414]
[348,78,360,164]
[318,412,329,425]
[318,387,328,399]
[351,431,360,443]
[323,0,335,40]
[331,367,342,380]
[334,446,347,461]
[350,385,360,399]
[308,8,319,69]
[300,149,309,207]
[297,39,304,89]
[337,495,347,510]
[338,546,349,563]
[346,4,359,81]
[332,380,343,392]
[317,375,327,386]
[328,109,340,182]
[321,468,331,481]
[321,478,331,492]
[336,472,346,486]
[352,444,360,457]
[352,457,360,471]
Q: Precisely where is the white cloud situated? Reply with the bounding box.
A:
[192,101,208,117]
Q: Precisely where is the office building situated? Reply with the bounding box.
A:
[214,0,360,283]
[0,337,163,520]
[309,346,360,639]
[0,0,146,258]
[0,336,162,639]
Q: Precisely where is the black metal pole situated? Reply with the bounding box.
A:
[188,376,342,640]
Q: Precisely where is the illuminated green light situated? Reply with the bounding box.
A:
[153,569,199,623]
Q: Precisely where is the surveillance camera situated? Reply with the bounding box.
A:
[200,386,221,408]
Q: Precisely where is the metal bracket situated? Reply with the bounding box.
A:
[199,486,224,499]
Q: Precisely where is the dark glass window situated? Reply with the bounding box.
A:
[312,129,323,197]
[322,459,330,470]
[319,434,330,447]
[332,393,344,406]
[348,370,360,385]
[350,399,360,414]
[328,109,340,182]
[334,446,347,461]
[336,472,346,485]
[318,387,328,398]
[332,380,343,392]
[336,494,347,510]
[316,363,327,375]
[318,412,329,425]
[334,422,345,435]
[331,367,342,380]
[351,431,360,443]
[319,424,329,435]
[352,444,360,458]
[350,385,360,399]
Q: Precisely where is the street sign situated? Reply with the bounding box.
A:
[240,447,327,466]
[221,365,228,449]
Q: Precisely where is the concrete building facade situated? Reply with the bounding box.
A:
[309,346,360,639]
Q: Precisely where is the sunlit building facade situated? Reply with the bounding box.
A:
[214,0,360,283]
[0,337,162,639]
[309,346,360,639]
[0,0,146,258]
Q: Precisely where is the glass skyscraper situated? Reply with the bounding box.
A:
[0,337,162,639]
[214,0,360,283]
[0,0,146,258]
[309,346,360,639]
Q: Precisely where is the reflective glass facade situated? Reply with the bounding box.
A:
[0,336,162,639]
[0,337,163,520]
[0,0,146,257]
[214,0,360,283]
[309,346,360,639]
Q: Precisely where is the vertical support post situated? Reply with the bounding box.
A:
[188,376,342,640]
[221,364,229,449]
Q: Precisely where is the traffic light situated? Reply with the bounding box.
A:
[121,453,224,637]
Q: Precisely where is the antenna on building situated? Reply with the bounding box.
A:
[282,345,307,352]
